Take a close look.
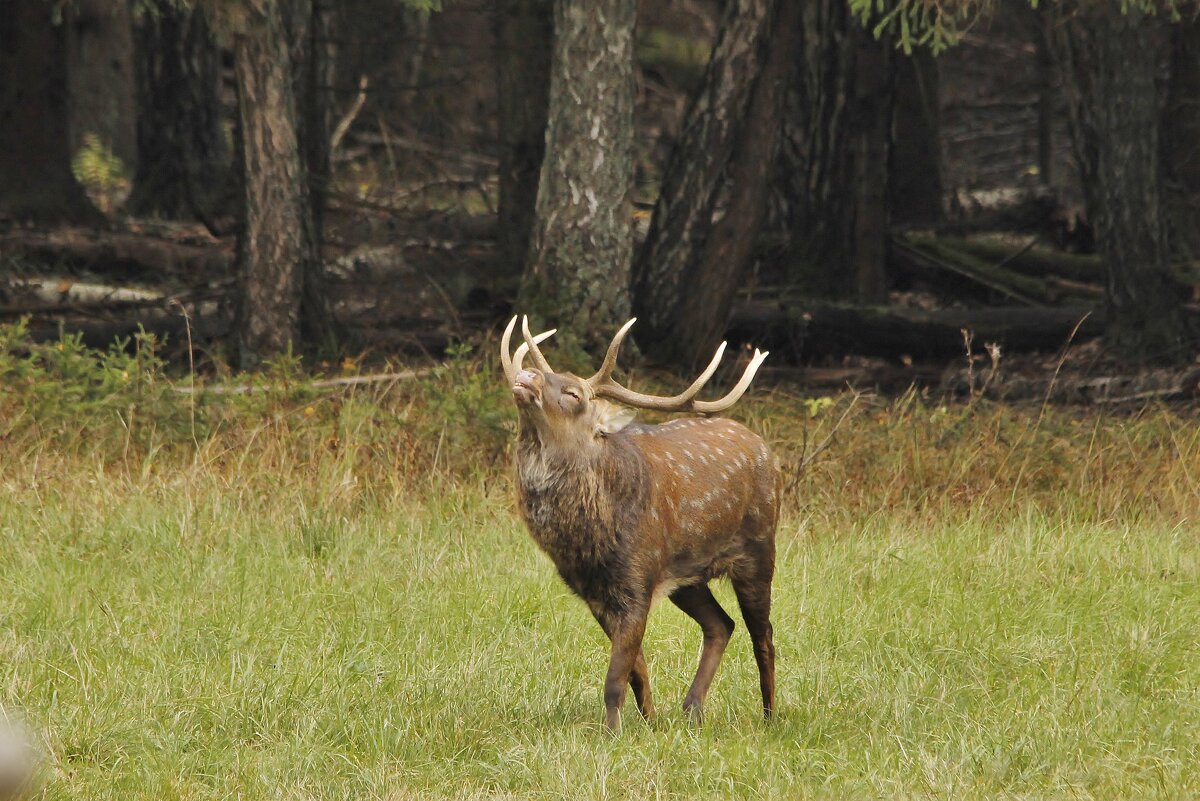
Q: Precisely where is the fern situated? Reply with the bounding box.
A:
[71,133,132,214]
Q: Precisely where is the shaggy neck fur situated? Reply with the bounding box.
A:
[514,412,650,610]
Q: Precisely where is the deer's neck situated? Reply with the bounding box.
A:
[515,425,648,577]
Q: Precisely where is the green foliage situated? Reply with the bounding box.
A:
[407,341,514,471]
[0,320,193,454]
[0,319,1196,522]
[848,0,992,52]
[852,0,1200,53]
[637,27,711,90]
[70,133,131,214]
[0,321,515,483]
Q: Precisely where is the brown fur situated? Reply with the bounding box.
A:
[510,367,779,731]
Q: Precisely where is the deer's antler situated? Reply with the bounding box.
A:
[586,318,768,414]
[500,315,556,384]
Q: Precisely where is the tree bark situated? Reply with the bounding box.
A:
[1055,1,1194,363]
[283,0,340,348]
[777,2,894,303]
[128,3,229,220]
[231,0,319,366]
[285,0,337,230]
[65,0,138,182]
[0,0,99,222]
[889,48,942,226]
[631,0,776,358]
[1163,13,1200,292]
[1034,5,1056,189]
[849,29,893,303]
[496,0,553,279]
[645,0,800,367]
[519,0,636,355]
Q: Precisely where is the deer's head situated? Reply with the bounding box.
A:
[499,316,768,452]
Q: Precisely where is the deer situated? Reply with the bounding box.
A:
[499,315,779,733]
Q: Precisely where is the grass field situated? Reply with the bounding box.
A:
[1,336,1198,799]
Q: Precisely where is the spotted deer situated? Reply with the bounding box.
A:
[500,315,779,732]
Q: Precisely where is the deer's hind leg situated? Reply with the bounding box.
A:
[669,583,735,722]
[730,543,776,719]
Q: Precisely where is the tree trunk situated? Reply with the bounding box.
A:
[645,0,801,367]
[285,0,337,230]
[777,2,894,303]
[128,3,229,219]
[231,0,319,366]
[283,0,340,348]
[1055,2,1194,363]
[889,48,942,226]
[1033,4,1055,189]
[631,0,776,358]
[519,0,636,355]
[849,30,893,303]
[0,0,99,222]
[496,0,553,279]
[1163,14,1200,287]
[65,0,138,187]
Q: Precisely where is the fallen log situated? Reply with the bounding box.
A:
[932,233,1103,283]
[892,235,1101,305]
[728,301,1105,361]
[943,186,1094,250]
[176,369,435,395]
[0,227,231,281]
[25,304,231,351]
[942,364,1200,404]
[0,279,229,317]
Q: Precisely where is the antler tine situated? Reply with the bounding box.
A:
[591,339,742,412]
[512,328,556,375]
[586,317,638,388]
[500,315,518,383]
[521,315,554,373]
[689,349,769,414]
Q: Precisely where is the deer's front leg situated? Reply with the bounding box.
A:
[601,609,649,734]
[591,609,655,721]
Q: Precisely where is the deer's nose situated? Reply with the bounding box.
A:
[514,369,541,389]
[513,369,542,403]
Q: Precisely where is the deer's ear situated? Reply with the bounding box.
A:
[594,400,636,435]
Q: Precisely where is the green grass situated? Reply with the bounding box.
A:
[2,462,1198,799]
[1,328,1198,798]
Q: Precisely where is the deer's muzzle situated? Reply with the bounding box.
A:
[513,369,542,405]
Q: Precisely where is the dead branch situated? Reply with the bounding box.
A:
[175,369,435,396]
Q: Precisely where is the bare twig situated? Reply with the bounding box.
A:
[351,130,498,168]
[785,391,862,497]
[330,75,369,152]
[962,328,976,397]
[993,235,1040,271]
[170,299,199,450]
[1038,311,1092,422]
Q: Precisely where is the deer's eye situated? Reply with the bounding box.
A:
[562,388,580,400]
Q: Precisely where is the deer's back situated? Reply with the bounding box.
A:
[621,417,778,580]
